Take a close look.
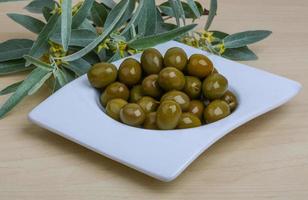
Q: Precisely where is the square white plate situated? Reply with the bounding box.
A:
[28,41,301,182]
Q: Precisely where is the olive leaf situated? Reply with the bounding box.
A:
[159,1,203,19]
[0,39,33,62]
[23,55,53,71]
[223,30,272,48]
[143,0,157,36]
[61,0,72,51]
[24,0,56,13]
[222,46,257,61]
[128,24,197,49]
[91,1,108,27]
[107,50,121,62]
[28,71,52,95]
[42,6,53,21]
[167,0,185,26]
[204,0,217,30]
[63,58,91,76]
[0,59,33,75]
[121,0,144,36]
[72,0,95,28]
[0,81,23,96]
[186,0,200,18]
[0,68,50,118]
[53,68,68,87]
[99,0,116,9]
[7,13,45,34]
[50,29,97,47]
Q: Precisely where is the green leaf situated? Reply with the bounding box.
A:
[50,29,97,47]
[99,0,116,9]
[121,0,144,36]
[128,24,197,49]
[72,0,95,28]
[0,81,23,96]
[211,30,228,39]
[204,0,217,30]
[79,19,97,33]
[168,0,181,26]
[61,0,72,51]
[7,13,45,34]
[28,71,52,95]
[0,0,26,2]
[159,1,203,19]
[63,58,91,76]
[53,68,68,87]
[0,68,50,118]
[222,46,258,61]
[61,0,130,62]
[144,0,157,36]
[23,55,53,71]
[186,0,200,18]
[91,2,108,27]
[223,30,272,48]
[0,59,33,75]
[24,0,56,13]
[0,39,33,62]
[156,22,177,33]
[107,50,121,62]
[27,12,60,63]
[42,6,53,21]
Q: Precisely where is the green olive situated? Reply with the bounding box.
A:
[221,90,238,111]
[202,73,228,100]
[177,113,202,129]
[141,74,162,98]
[120,103,145,126]
[161,90,190,111]
[187,54,213,78]
[137,96,159,113]
[158,67,185,91]
[141,48,163,74]
[130,85,144,103]
[164,47,188,71]
[100,82,129,107]
[118,58,142,86]
[106,98,128,121]
[143,112,158,130]
[156,100,182,130]
[87,62,117,88]
[203,100,230,123]
[183,76,202,99]
[187,100,204,120]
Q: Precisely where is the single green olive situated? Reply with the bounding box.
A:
[183,76,202,99]
[164,47,188,71]
[156,100,182,130]
[118,58,142,86]
[141,74,162,98]
[137,96,159,114]
[143,112,158,130]
[158,67,185,91]
[130,85,144,103]
[120,103,145,126]
[106,98,128,121]
[203,100,230,123]
[141,48,163,74]
[87,62,117,88]
[177,113,202,129]
[221,90,238,112]
[202,73,228,100]
[100,82,129,107]
[187,54,214,78]
[161,90,190,111]
[187,100,204,120]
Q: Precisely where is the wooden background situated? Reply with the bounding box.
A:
[1,0,308,199]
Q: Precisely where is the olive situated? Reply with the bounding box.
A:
[177,113,202,129]
[130,85,144,103]
[187,54,213,78]
[106,98,128,121]
[120,103,145,126]
[164,47,188,71]
[183,76,202,99]
[156,100,182,130]
[203,100,230,123]
[141,74,162,98]
[87,62,117,88]
[143,112,158,130]
[221,90,238,111]
[187,100,204,120]
[141,48,163,74]
[202,73,228,100]
[100,82,129,107]
[137,96,159,114]
[118,58,142,86]
[158,67,185,91]
[161,90,190,111]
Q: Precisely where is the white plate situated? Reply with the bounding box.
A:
[28,41,301,182]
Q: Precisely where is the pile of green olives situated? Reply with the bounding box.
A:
[87,47,238,130]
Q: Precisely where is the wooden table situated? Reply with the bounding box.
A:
[1,0,307,199]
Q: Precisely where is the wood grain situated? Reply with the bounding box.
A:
[0,0,308,199]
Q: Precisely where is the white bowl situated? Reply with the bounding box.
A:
[28,41,301,182]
